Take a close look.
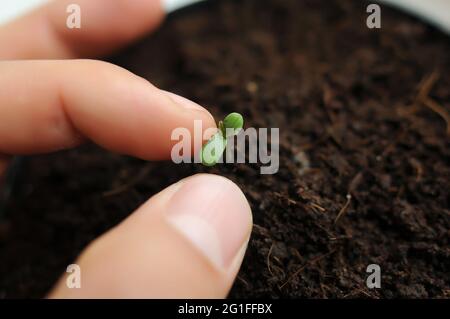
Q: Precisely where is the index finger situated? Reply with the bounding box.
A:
[0,59,215,159]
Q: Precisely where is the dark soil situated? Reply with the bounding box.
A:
[1,0,449,298]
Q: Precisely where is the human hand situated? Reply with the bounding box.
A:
[0,0,252,298]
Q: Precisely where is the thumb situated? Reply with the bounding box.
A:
[49,174,253,298]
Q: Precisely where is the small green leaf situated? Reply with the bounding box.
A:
[223,112,244,137]
[200,131,227,166]
[200,112,244,167]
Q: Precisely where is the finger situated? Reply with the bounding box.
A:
[0,60,215,159]
[49,174,253,298]
[0,0,164,59]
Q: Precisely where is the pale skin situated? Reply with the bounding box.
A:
[0,0,253,298]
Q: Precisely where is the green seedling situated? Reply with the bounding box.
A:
[200,112,244,166]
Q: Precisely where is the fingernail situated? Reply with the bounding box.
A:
[162,90,206,111]
[166,174,252,270]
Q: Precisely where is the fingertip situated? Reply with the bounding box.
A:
[165,174,253,271]
[45,0,166,57]
[58,60,216,160]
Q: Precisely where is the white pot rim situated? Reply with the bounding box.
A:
[378,0,450,35]
[165,0,450,36]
